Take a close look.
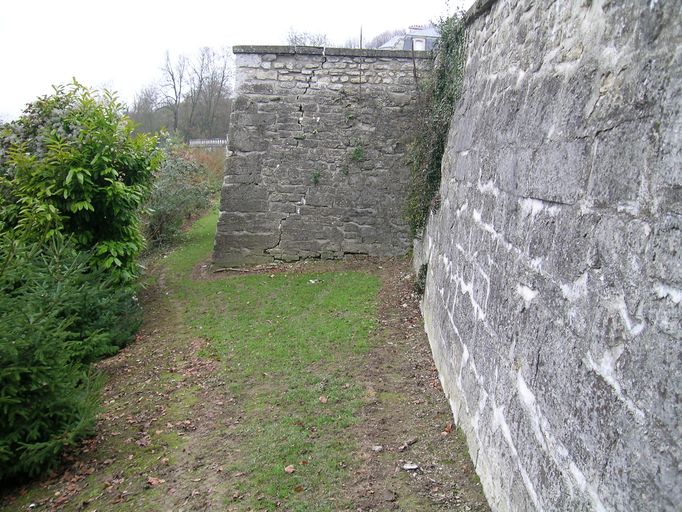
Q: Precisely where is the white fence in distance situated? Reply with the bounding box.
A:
[188,138,227,147]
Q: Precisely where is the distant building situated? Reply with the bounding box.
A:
[379,24,440,51]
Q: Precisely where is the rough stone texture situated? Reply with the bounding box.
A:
[416,0,681,511]
[214,46,431,267]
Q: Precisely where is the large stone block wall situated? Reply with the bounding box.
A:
[214,46,431,267]
[418,0,681,510]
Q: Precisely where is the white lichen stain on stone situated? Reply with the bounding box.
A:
[492,404,543,511]
[654,283,682,304]
[472,209,496,235]
[458,342,469,394]
[477,179,500,197]
[560,272,589,302]
[585,344,646,422]
[578,197,595,216]
[613,296,646,336]
[616,200,641,216]
[516,372,608,512]
[520,198,545,220]
[520,197,561,221]
[295,194,307,215]
[472,387,488,434]
[516,284,538,305]
[530,257,544,271]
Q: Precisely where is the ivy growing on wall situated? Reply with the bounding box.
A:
[406,14,466,237]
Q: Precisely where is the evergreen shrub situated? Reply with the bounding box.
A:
[0,237,139,481]
[0,82,154,482]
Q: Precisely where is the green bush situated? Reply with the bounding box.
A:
[0,82,151,482]
[0,81,161,281]
[142,144,212,248]
[406,15,466,236]
[0,236,140,482]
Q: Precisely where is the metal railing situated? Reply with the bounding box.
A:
[188,138,227,147]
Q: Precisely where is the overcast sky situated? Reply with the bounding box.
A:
[0,0,474,121]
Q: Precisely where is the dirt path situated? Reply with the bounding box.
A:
[1,222,488,511]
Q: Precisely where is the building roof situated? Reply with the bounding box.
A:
[407,24,440,37]
[378,24,440,51]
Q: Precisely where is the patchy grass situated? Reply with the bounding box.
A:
[162,209,380,510]
[1,208,489,512]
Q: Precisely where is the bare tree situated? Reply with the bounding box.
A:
[130,48,233,139]
[129,85,165,133]
[201,47,232,137]
[287,29,329,46]
[160,52,188,133]
[185,48,209,136]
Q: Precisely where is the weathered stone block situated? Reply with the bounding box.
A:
[419,1,682,511]
[215,46,429,266]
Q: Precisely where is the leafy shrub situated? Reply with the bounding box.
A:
[406,15,466,236]
[0,81,161,281]
[0,236,140,482]
[142,143,213,248]
[0,82,150,482]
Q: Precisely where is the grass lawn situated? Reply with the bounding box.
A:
[1,208,488,512]
[165,211,380,510]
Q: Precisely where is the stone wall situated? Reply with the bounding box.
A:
[417,0,681,510]
[214,46,430,267]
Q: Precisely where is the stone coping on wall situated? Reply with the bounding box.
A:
[232,45,431,59]
[232,0,499,60]
[463,0,499,26]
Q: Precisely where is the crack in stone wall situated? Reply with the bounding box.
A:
[294,51,328,149]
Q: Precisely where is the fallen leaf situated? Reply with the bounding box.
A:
[442,422,453,436]
[53,495,69,507]
[284,465,296,474]
[319,395,328,404]
[399,437,419,451]
[371,445,384,452]
[299,460,309,465]
[402,463,419,471]
[294,485,304,493]
[147,476,165,486]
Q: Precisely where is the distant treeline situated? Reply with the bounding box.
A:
[127,29,416,140]
[127,47,232,141]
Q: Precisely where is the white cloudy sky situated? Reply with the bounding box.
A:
[0,0,474,121]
